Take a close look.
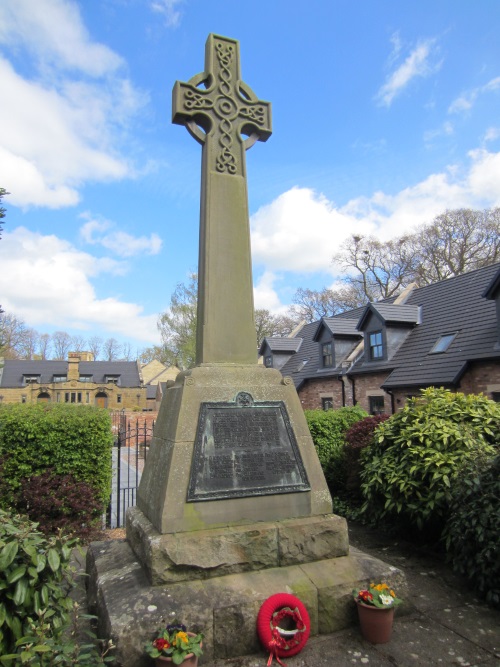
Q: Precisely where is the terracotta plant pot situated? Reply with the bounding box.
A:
[153,633,202,667]
[356,601,395,644]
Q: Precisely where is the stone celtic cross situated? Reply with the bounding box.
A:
[172,34,272,365]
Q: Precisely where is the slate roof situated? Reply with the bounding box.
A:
[279,263,500,391]
[0,360,142,388]
[315,318,361,338]
[259,337,303,354]
[356,303,421,329]
[379,263,500,389]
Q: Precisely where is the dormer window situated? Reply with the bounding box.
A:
[430,333,456,354]
[264,355,273,368]
[79,374,93,382]
[23,375,40,385]
[322,342,333,368]
[369,331,384,360]
[105,375,120,385]
[53,375,67,383]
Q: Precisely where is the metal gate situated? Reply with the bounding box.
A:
[106,414,155,528]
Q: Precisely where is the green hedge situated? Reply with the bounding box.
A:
[360,388,500,533]
[305,406,367,494]
[445,454,500,608]
[0,404,113,509]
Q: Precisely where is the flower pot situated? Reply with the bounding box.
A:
[356,601,395,644]
[153,633,202,667]
[154,655,198,667]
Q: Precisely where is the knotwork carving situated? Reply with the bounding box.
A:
[184,89,214,111]
[214,40,237,174]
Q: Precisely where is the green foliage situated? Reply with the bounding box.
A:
[360,388,500,532]
[0,509,77,656]
[444,454,500,608]
[305,406,367,493]
[0,510,115,665]
[0,404,113,511]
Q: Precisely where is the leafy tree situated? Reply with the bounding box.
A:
[0,313,32,359]
[158,272,198,369]
[255,308,297,345]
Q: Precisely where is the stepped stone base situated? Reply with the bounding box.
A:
[127,506,349,585]
[86,538,408,667]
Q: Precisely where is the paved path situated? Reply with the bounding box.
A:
[202,521,500,667]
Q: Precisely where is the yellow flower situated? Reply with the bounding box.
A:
[174,632,189,646]
[390,590,396,597]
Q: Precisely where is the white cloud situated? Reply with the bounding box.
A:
[250,148,500,281]
[150,0,183,27]
[0,0,122,76]
[449,76,500,114]
[0,1,146,209]
[0,227,160,344]
[376,38,439,107]
[484,127,500,143]
[80,215,163,257]
[253,272,288,312]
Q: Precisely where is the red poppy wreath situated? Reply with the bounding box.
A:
[256,593,311,665]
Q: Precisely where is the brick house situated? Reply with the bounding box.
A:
[259,263,500,414]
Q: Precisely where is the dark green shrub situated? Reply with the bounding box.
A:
[305,406,367,494]
[444,454,500,608]
[15,470,103,540]
[0,509,77,656]
[344,414,390,502]
[0,404,113,509]
[360,388,499,533]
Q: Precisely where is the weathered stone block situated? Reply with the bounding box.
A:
[278,515,349,566]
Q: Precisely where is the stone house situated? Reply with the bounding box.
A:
[0,352,147,410]
[259,263,500,414]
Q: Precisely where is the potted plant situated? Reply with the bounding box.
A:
[353,583,403,644]
[145,622,204,666]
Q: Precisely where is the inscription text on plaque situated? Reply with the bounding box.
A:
[187,392,310,501]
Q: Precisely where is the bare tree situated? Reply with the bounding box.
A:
[414,208,500,285]
[88,336,103,361]
[18,328,39,360]
[37,333,52,360]
[71,335,87,352]
[121,342,134,361]
[334,235,419,303]
[52,331,72,360]
[103,337,122,361]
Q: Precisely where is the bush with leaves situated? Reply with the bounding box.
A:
[0,404,113,510]
[0,509,77,656]
[444,454,500,608]
[360,388,500,534]
[343,414,390,502]
[14,470,103,540]
[305,406,367,494]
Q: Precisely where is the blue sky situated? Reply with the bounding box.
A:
[1,0,499,354]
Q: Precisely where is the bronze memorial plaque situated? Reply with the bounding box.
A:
[187,392,310,501]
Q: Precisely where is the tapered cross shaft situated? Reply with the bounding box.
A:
[172,34,272,365]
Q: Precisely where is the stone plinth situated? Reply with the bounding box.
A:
[136,364,332,535]
[86,539,409,667]
[127,507,348,585]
